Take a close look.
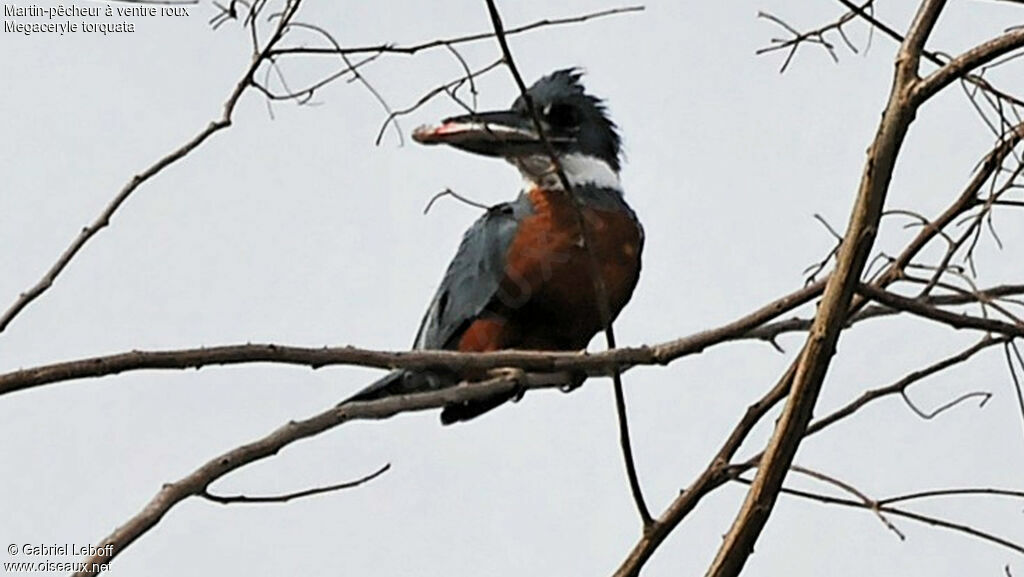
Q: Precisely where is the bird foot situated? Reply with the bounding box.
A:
[486,367,527,402]
[558,372,587,394]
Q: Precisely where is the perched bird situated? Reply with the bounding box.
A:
[343,69,643,423]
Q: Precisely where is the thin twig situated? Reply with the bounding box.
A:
[756,3,873,73]
[878,486,1024,507]
[1005,341,1024,442]
[806,336,1006,436]
[268,6,645,57]
[901,389,992,420]
[423,188,490,214]
[201,463,390,504]
[375,59,503,145]
[730,476,1024,555]
[791,465,906,540]
[482,0,653,527]
[0,0,302,337]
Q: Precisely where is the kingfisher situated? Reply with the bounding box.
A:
[343,69,643,423]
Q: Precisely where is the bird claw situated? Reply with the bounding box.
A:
[487,367,527,402]
[558,372,587,394]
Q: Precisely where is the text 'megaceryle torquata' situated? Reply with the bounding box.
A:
[343,69,644,423]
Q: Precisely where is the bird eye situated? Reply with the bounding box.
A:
[543,103,579,128]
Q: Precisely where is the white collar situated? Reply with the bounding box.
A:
[514,153,622,191]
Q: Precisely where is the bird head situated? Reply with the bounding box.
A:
[413,69,623,182]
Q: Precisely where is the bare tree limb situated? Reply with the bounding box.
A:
[0,279,827,397]
[611,112,1021,574]
[601,99,1022,575]
[857,284,1024,338]
[8,282,1024,401]
[704,4,949,575]
[836,0,1024,108]
[70,371,557,576]
[7,2,1017,574]
[613,331,1012,576]
[611,365,798,577]
[749,283,1024,343]
[913,28,1024,104]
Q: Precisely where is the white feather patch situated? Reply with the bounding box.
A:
[516,153,621,191]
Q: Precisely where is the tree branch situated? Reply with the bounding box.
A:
[748,283,1024,345]
[731,475,1024,555]
[9,281,1022,402]
[612,106,1020,576]
[267,5,644,57]
[857,284,1024,338]
[457,0,650,525]
[70,371,553,575]
[200,463,390,504]
[0,279,827,397]
[0,0,302,336]
[790,465,906,540]
[704,3,948,575]
[835,0,1024,110]
[805,335,1007,436]
[913,27,1024,104]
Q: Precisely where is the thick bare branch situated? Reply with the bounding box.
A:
[913,28,1024,104]
[612,106,1021,577]
[0,280,826,397]
[704,4,948,575]
[749,283,1024,343]
[9,281,1022,401]
[10,3,1019,575]
[857,284,1024,338]
[70,371,557,575]
[835,0,1024,108]
[611,365,797,577]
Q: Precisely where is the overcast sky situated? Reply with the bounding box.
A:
[2,1,1023,576]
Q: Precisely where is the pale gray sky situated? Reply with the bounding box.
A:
[2,1,1022,576]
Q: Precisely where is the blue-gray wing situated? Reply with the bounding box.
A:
[341,196,529,405]
[413,197,530,350]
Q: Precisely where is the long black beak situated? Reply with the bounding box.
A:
[412,109,565,157]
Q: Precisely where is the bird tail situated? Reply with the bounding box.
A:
[439,394,516,424]
[340,369,513,424]
[341,369,458,405]
[340,370,412,404]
